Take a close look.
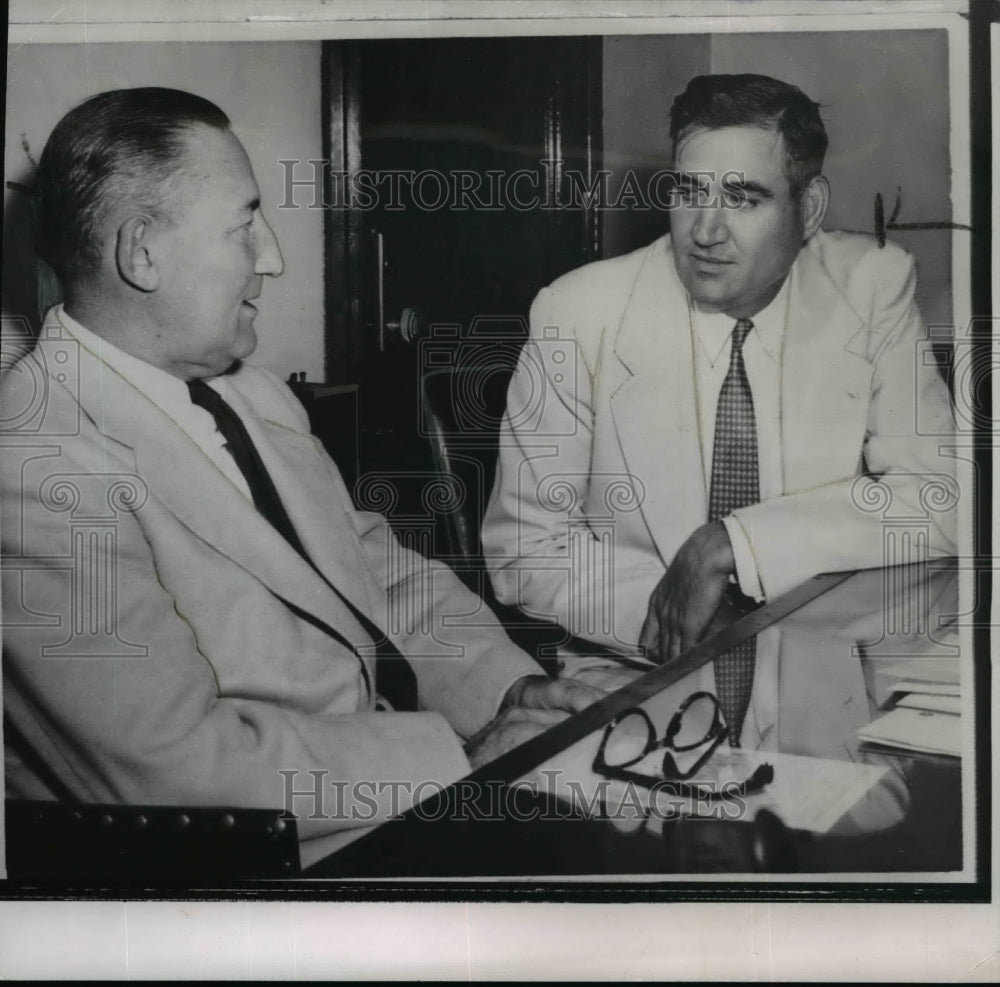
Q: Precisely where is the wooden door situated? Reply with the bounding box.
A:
[321,37,602,560]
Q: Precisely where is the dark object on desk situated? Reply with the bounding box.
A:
[795,758,962,873]
[5,800,300,882]
[662,754,962,874]
[664,809,799,873]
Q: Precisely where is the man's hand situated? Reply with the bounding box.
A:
[639,521,735,664]
[464,675,605,770]
[500,674,605,715]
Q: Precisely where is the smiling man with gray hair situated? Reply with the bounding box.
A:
[1,87,602,868]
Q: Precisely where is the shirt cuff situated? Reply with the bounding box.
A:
[721,515,765,602]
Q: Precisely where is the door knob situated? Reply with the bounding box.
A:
[376,230,422,347]
[386,307,422,342]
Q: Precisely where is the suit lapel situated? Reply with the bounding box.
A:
[65,334,380,649]
[222,381,387,621]
[781,241,877,491]
[610,239,708,565]
[607,235,878,561]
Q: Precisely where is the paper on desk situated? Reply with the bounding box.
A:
[894,691,961,714]
[878,658,960,686]
[857,706,961,757]
[871,657,961,708]
[601,747,889,834]
[891,679,960,698]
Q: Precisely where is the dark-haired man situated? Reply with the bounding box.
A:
[482,74,957,749]
[1,88,600,866]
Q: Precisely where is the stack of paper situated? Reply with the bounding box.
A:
[859,658,962,756]
[894,692,960,715]
[871,657,959,705]
[857,706,961,757]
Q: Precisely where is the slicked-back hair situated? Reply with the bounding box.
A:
[35,87,231,286]
[670,74,828,197]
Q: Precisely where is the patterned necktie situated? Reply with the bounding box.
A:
[187,379,418,711]
[707,319,759,746]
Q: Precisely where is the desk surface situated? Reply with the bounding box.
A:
[308,560,966,879]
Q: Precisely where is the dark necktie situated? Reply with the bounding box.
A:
[707,319,759,746]
[187,379,417,711]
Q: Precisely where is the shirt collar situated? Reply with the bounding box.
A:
[53,304,194,415]
[690,263,793,367]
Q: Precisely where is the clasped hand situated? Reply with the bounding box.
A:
[639,520,736,664]
[464,675,605,770]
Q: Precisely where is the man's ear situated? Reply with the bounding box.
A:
[115,215,160,292]
[800,175,830,242]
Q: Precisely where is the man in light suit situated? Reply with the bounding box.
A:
[0,88,600,865]
[482,74,957,751]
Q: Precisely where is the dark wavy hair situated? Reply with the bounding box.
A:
[35,87,230,286]
[670,74,828,196]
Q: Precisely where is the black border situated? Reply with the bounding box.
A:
[967,0,996,910]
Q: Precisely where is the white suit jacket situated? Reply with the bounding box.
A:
[1,312,541,855]
[481,231,957,751]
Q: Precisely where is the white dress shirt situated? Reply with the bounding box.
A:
[54,305,253,502]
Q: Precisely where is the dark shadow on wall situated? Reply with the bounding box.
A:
[3,165,43,339]
[3,160,64,369]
